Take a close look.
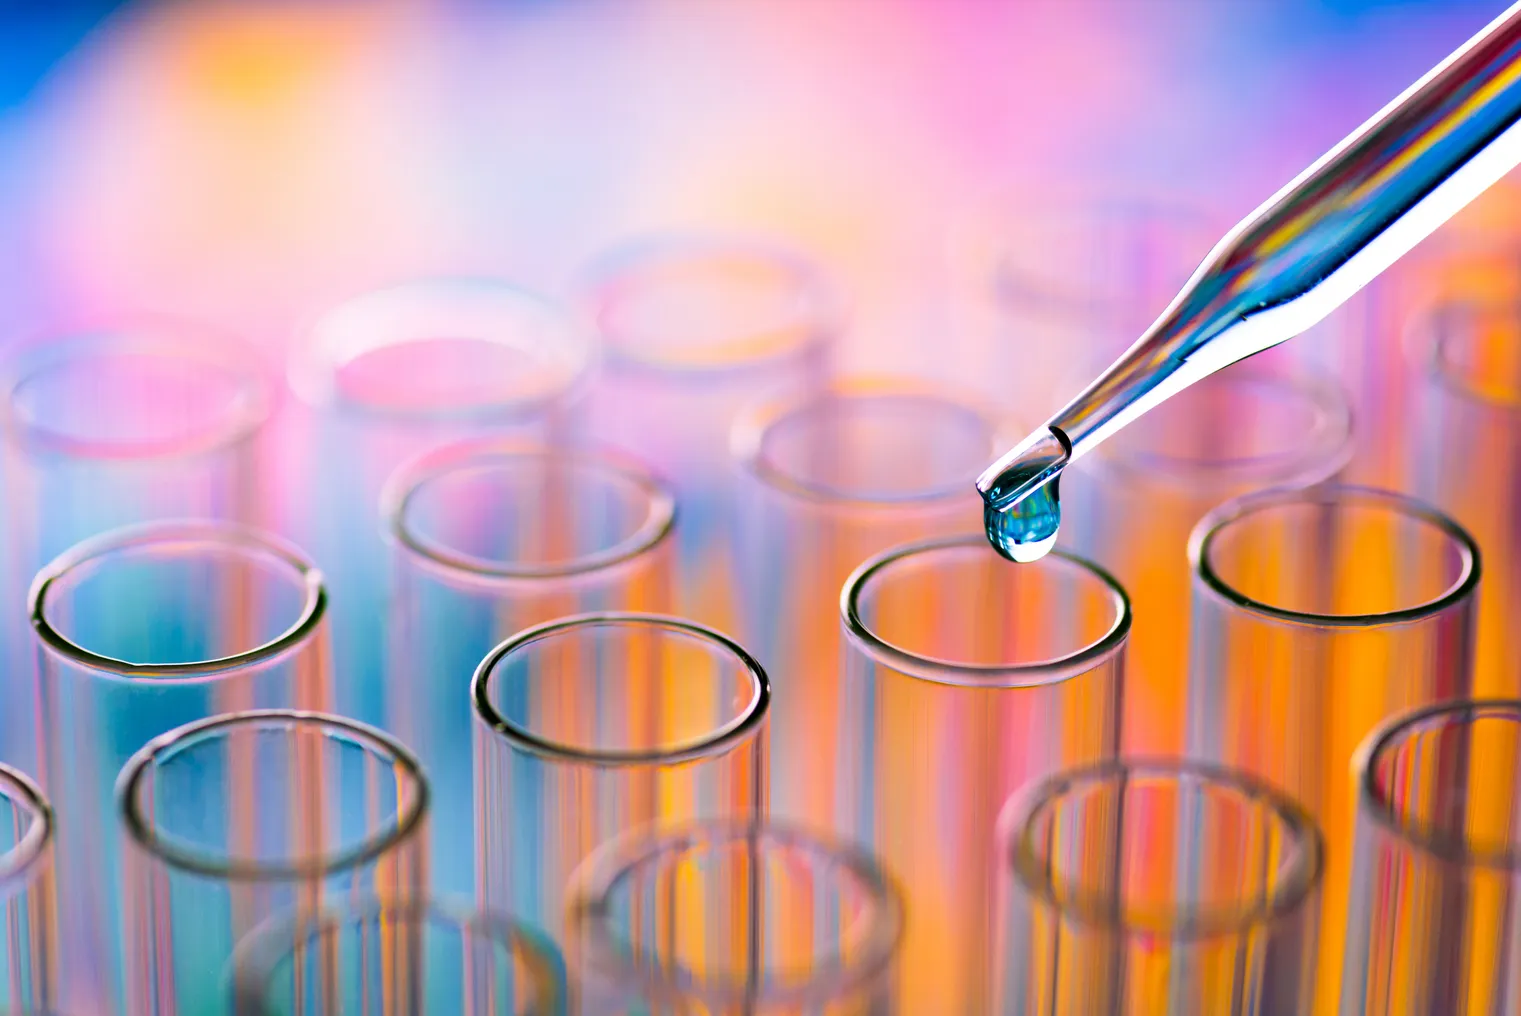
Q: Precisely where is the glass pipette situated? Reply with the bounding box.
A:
[979,0,1521,562]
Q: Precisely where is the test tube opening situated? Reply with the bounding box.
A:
[385,440,675,583]
[289,278,595,420]
[1424,297,1521,410]
[231,897,566,1016]
[566,820,903,1010]
[0,768,51,892]
[733,378,1002,506]
[472,613,769,766]
[116,709,429,881]
[0,328,271,461]
[579,235,838,374]
[841,534,1130,687]
[29,521,326,678]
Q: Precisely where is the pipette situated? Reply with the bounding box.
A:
[978,1,1521,562]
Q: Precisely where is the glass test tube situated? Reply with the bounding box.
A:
[118,710,430,1016]
[288,278,594,726]
[578,235,837,629]
[30,520,331,1016]
[839,535,1129,1013]
[384,440,675,896]
[1188,484,1480,1016]
[996,759,1323,1015]
[0,326,271,769]
[565,820,903,1015]
[472,614,769,958]
[1341,700,1521,1015]
[0,765,57,1014]
[1063,368,1352,754]
[731,378,999,826]
[1413,298,1521,698]
[230,896,566,1016]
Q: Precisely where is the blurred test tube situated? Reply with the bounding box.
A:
[384,440,675,896]
[472,613,769,993]
[231,896,566,1016]
[731,377,999,826]
[29,521,331,1016]
[1413,298,1521,698]
[577,235,837,629]
[0,326,271,769]
[996,759,1323,1014]
[1342,700,1521,1015]
[0,765,57,1014]
[839,535,1129,1013]
[288,278,594,726]
[565,820,903,1015]
[1188,484,1480,1016]
[1064,368,1352,753]
[118,710,430,1016]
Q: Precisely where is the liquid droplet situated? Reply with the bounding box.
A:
[985,476,1060,563]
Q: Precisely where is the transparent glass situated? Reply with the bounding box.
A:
[385,439,674,896]
[29,521,331,1016]
[119,710,429,1016]
[566,820,903,1015]
[997,759,1323,1015]
[231,897,565,1016]
[288,278,593,726]
[1342,700,1521,1015]
[472,612,769,1002]
[1414,298,1521,699]
[0,766,56,1014]
[731,378,998,826]
[0,325,271,770]
[578,235,836,629]
[1188,484,1480,1016]
[1065,368,1352,753]
[839,535,1129,1013]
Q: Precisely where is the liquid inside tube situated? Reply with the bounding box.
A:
[979,427,1069,562]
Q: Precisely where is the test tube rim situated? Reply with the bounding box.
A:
[564,818,903,1010]
[840,534,1132,688]
[999,756,1324,940]
[382,438,676,584]
[0,764,53,898]
[287,276,597,422]
[575,232,841,377]
[229,894,566,1016]
[1189,482,1481,629]
[115,708,430,882]
[1355,697,1521,869]
[28,519,328,682]
[1418,296,1521,413]
[471,611,770,767]
[1084,369,1354,493]
[0,324,273,461]
[731,375,1008,508]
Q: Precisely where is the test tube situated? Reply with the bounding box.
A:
[1188,484,1480,1016]
[230,896,565,1016]
[1341,700,1521,1015]
[118,710,430,1016]
[288,278,594,726]
[564,820,903,1015]
[839,535,1129,1013]
[996,759,1323,1015]
[730,377,999,825]
[29,520,330,1016]
[472,614,769,955]
[1063,368,1352,754]
[1412,298,1521,698]
[384,440,675,896]
[578,235,837,628]
[0,326,271,769]
[0,766,57,1014]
